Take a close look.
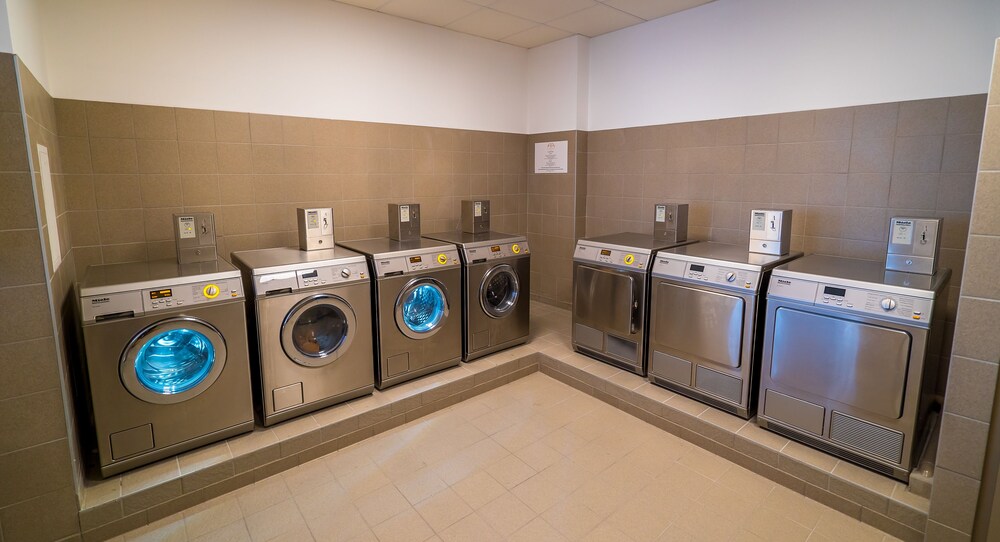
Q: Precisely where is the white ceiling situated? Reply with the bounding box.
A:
[335,0,716,48]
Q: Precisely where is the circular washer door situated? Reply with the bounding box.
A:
[120,317,227,405]
[395,278,450,339]
[480,264,520,318]
[281,294,357,367]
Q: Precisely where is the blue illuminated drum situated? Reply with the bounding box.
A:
[395,278,450,339]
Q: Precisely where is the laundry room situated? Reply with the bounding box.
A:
[1,0,999,541]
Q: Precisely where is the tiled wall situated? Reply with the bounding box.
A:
[0,54,81,541]
[55,101,528,275]
[526,131,587,308]
[927,39,1000,541]
[585,96,987,381]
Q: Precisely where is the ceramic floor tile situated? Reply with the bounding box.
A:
[125,513,188,542]
[541,500,604,540]
[304,504,369,542]
[236,476,292,517]
[514,440,565,472]
[451,470,508,510]
[293,480,352,521]
[484,453,537,489]
[184,497,243,539]
[244,499,307,542]
[190,519,250,542]
[372,508,435,542]
[581,522,634,541]
[477,492,537,537]
[354,483,412,527]
[743,506,812,542]
[394,465,449,505]
[510,472,565,514]
[813,508,887,542]
[507,516,567,542]
[439,513,504,542]
[414,487,473,531]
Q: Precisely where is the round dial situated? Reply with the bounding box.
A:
[880,298,897,311]
[725,272,736,282]
[624,254,635,265]
[511,244,521,254]
[436,254,448,265]
[203,284,220,299]
[341,268,351,278]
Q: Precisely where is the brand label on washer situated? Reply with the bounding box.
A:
[474,201,482,217]
[399,205,410,222]
[178,216,196,239]
[655,205,666,223]
[891,219,913,245]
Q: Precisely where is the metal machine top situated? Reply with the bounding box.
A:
[337,237,461,278]
[772,254,950,298]
[80,258,240,297]
[337,237,456,260]
[422,230,527,248]
[656,242,803,273]
[231,246,366,275]
[577,232,692,254]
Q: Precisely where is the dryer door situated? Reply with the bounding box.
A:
[281,294,357,368]
[120,317,227,405]
[395,277,450,339]
[480,264,520,318]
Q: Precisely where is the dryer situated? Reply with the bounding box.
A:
[572,233,695,375]
[337,238,462,389]
[759,255,950,481]
[423,231,530,361]
[646,242,802,418]
[232,247,374,427]
[77,259,253,477]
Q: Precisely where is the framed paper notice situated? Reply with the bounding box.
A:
[534,140,568,174]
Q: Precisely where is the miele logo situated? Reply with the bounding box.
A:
[90,297,111,304]
[379,260,390,265]
[775,279,792,286]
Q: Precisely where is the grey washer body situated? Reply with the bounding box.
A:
[646,242,802,419]
[232,247,375,427]
[337,237,462,389]
[423,231,530,362]
[571,232,697,376]
[758,254,950,481]
[77,258,253,477]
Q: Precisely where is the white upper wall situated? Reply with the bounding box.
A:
[37,0,528,133]
[526,35,589,134]
[0,0,12,54]
[6,0,49,87]
[587,0,1000,131]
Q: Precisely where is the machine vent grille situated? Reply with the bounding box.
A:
[606,334,638,362]
[829,411,904,464]
[653,377,741,417]
[765,421,897,478]
[695,366,742,404]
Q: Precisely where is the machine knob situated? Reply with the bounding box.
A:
[341,268,351,278]
[203,284,220,298]
[881,298,897,311]
[726,272,736,282]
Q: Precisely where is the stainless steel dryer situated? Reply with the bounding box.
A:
[423,231,530,361]
[337,238,462,389]
[232,247,374,426]
[646,242,802,418]
[78,259,253,477]
[572,233,696,375]
[758,255,950,481]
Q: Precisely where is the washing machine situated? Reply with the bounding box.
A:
[423,231,530,361]
[337,238,462,389]
[646,242,802,418]
[77,259,253,477]
[572,233,696,375]
[758,255,950,481]
[232,247,374,427]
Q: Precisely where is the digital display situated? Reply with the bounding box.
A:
[301,270,318,279]
[824,286,847,297]
[409,256,422,263]
[491,245,502,253]
[149,289,172,299]
[690,264,705,272]
[600,249,612,256]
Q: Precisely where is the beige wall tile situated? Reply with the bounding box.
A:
[854,103,898,139]
[178,141,218,174]
[0,389,67,455]
[898,98,949,137]
[0,172,40,229]
[929,468,980,533]
[250,114,283,144]
[98,209,146,244]
[139,174,183,208]
[215,111,251,143]
[0,439,73,507]
[0,486,79,542]
[54,99,87,137]
[0,338,59,401]
[0,230,44,287]
[101,242,148,264]
[58,136,92,174]
[136,140,180,174]
[91,138,138,174]
[132,105,177,140]
[0,112,28,171]
[942,133,983,173]
[143,207,183,242]
[0,285,53,343]
[951,297,1000,362]
[947,94,988,134]
[176,108,216,141]
[93,174,141,209]
[85,102,134,138]
[936,413,989,479]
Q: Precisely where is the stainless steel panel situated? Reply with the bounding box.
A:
[830,411,904,463]
[272,383,303,412]
[574,265,637,336]
[770,307,910,419]
[463,255,530,361]
[652,282,744,369]
[607,335,638,363]
[763,389,826,435]
[651,350,691,386]
[695,365,742,404]
[110,425,153,460]
[575,323,603,352]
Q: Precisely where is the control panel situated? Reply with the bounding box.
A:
[768,276,934,324]
[652,257,760,292]
[374,248,460,278]
[81,277,243,322]
[254,261,369,295]
[886,217,941,275]
[574,243,649,271]
[466,241,529,263]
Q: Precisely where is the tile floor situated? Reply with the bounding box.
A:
[115,372,899,542]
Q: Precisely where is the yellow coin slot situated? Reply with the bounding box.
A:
[511,244,521,254]
[203,284,220,299]
[624,254,635,265]
[437,253,448,265]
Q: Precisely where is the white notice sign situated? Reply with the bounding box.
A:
[37,144,61,269]
[534,140,568,174]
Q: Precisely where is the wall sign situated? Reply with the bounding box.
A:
[37,144,61,269]
[534,140,568,174]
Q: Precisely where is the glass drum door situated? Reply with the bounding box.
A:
[396,278,450,339]
[281,294,357,367]
[481,264,520,318]
[120,317,227,404]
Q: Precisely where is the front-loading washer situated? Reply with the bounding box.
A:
[232,247,375,427]
[422,231,530,362]
[337,238,462,389]
[77,259,253,477]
